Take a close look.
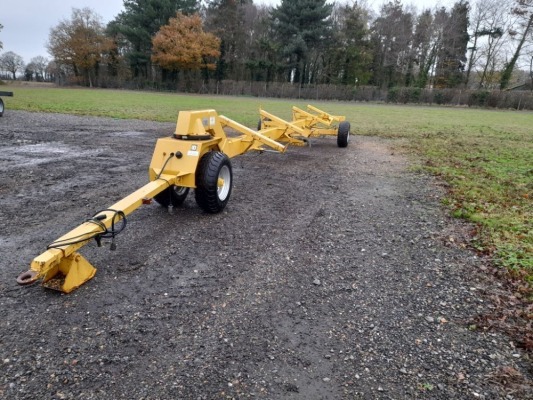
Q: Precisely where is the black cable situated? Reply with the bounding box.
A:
[47,209,127,250]
[156,152,175,180]
[97,209,127,239]
[46,230,105,249]
[47,152,175,250]
[154,153,176,206]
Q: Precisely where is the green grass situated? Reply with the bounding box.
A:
[2,85,296,122]
[2,84,532,278]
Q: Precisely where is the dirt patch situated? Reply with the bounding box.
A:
[0,111,531,399]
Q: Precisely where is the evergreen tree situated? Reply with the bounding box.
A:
[325,2,372,85]
[205,0,254,81]
[271,0,333,85]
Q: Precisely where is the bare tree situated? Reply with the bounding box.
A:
[465,0,489,86]
[370,0,415,88]
[0,23,3,50]
[468,0,513,88]
[413,9,437,87]
[26,56,49,81]
[45,60,60,83]
[0,51,25,79]
[434,1,470,88]
[500,0,533,89]
[241,4,281,83]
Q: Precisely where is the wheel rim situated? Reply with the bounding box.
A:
[174,186,188,196]
[217,165,231,201]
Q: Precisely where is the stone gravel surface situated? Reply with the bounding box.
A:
[0,110,531,399]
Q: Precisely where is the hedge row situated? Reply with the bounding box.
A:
[82,76,533,110]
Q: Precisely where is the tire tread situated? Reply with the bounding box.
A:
[337,121,350,148]
[195,151,232,213]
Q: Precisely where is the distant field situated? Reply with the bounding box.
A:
[2,84,532,278]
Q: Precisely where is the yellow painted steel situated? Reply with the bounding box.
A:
[218,115,287,154]
[24,177,176,292]
[259,104,347,144]
[42,253,96,293]
[19,106,345,293]
[19,109,287,293]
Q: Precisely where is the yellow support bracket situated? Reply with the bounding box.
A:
[219,115,287,153]
[305,104,345,123]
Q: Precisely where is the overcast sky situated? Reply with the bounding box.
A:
[1,0,453,64]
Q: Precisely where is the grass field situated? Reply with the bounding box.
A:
[2,84,532,280]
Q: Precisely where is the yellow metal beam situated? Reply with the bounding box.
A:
[306,104,345,122]
[260,109,307,137]
[218,115,287,154]
[21,177,175,291]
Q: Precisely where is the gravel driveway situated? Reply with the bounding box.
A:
[0,111,531,399]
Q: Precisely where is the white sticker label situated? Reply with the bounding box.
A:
[210,117,216,126]
[187,144,199,157]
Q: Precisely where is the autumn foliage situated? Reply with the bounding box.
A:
[48,8,114,86]
[151,13,220,71]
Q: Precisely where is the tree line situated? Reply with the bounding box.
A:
[1,0,533,94]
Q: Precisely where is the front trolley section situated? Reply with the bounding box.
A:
[17,109,287,293]
[17,106,351,294]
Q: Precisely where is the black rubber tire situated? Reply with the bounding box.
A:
[195,151,233,213]
[337,121,350,148]
[0,98,4,117]
[154,186,190,207]
[257,117,270,131]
